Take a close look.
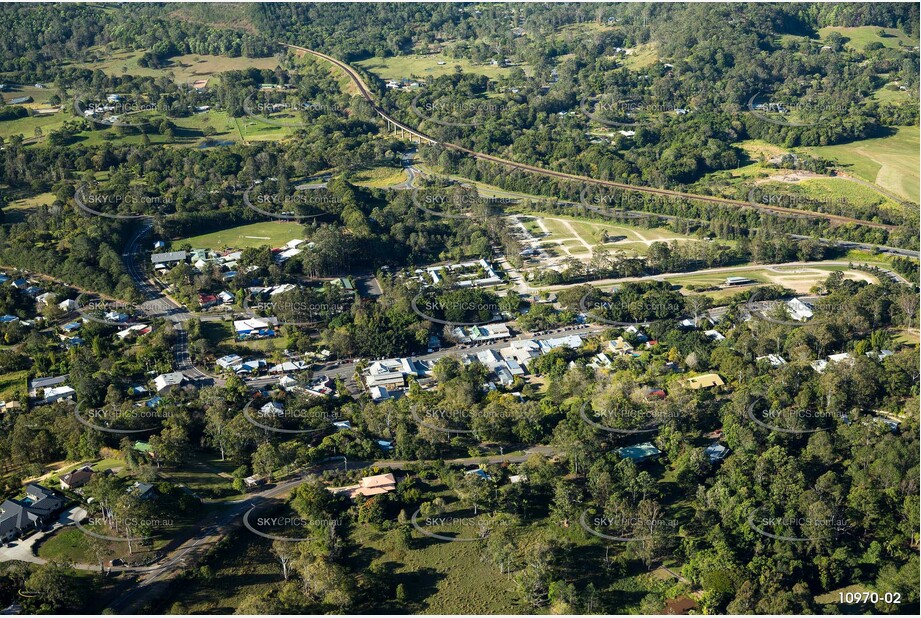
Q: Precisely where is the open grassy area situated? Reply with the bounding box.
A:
[355,53,528,82]
[800,126,919,203]
[817,26,917,51]
[0,111,68,141]
[349,166,407,188]
[176,221,307,250]
[72,50,282,82]
[619,43,660,70]
[0,370,27,399]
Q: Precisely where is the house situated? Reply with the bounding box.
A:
[0,484,65,542]
[153,371,185,393]
[785,298,813,322]
[244,475,265,489]
[608,337,634,356]
[43,385,75,403]
[61,321,81,333]
[723,276,754,287]
[57,298,78,311]
[116,324,151,340]
[369,386,391,401]
[333,420,352,431]
[616,442,661,463]
[28,375,68,398]
[643,387,667,401]
[269,360,309,374]
[684,373,725,390]
[305,375,334,397]
[133,441,155,457]
[705,443,730,463]
[127,385,148,397]
[810,359,829,373]
[216,354,243,370]
[331,473,397,499]
[233,317,278,339]
[703,330,725,342]
[60,465,94,491]
[756,354,787,368]
[199,293,218,308]
[828,352,853,365]
[35,292,56,306]
[866,349,894,361]
[465,468,493,481]
[0,315,19,324]
[150,251,187,266]
[217,291,235,304]
[260,401,285,417]
[129,481,157,500]
[377,439,394,452]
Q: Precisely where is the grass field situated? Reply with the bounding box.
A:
[2,191,57,224]
[0,111,68,141]
[755,176,903,215]
[355,53,528,81]
[350,166,407,188]
[619,43,660,70]
[668,265,878,298]
[800,127,919,203]
[177,221,307,250]
[817,26,917,51]
[72,50,282,82]
[0,370,27,400]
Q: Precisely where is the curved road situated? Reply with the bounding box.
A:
[284,44,899,232]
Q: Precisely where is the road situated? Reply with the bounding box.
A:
[284,44,900,232]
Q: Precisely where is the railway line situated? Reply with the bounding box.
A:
[285,43,900,232]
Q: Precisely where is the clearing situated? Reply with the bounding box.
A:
[176,221,307,251]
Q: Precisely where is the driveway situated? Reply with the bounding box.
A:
[0,505,83,565]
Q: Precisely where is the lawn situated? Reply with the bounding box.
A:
[176,221,307,251]
[800,126,919,203]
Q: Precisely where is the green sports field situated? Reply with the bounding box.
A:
[177,221,307,250]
